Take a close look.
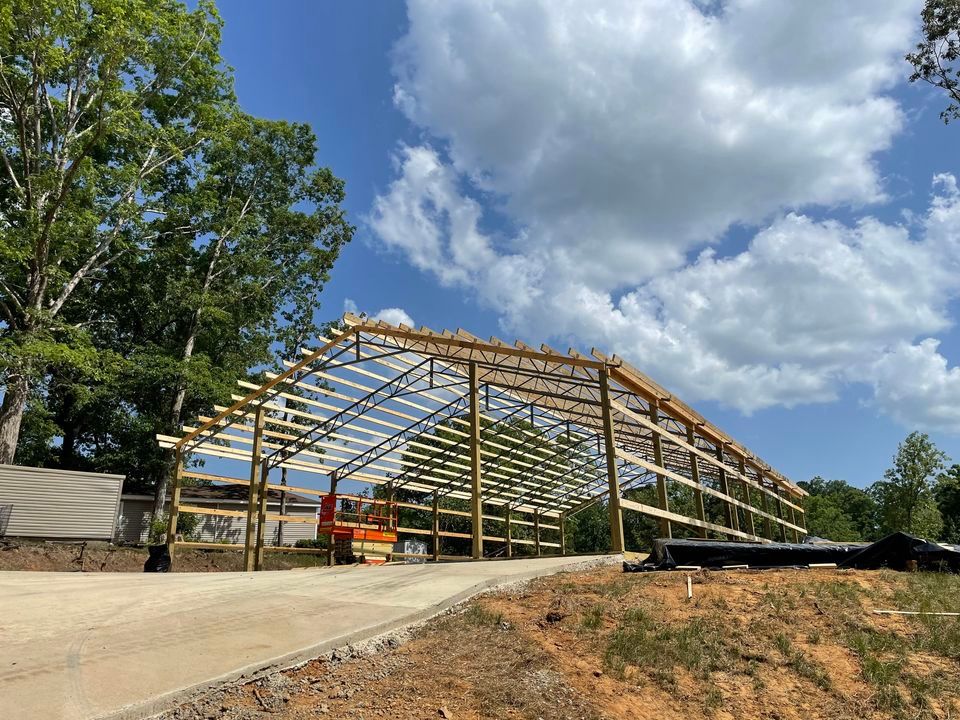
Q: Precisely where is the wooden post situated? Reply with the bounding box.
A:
[534,510,541,557]
[650,402,671,538]
[505,508,513,558]
[326,471,339,567]
[775,489,788,542]
[431,492,440,562]
[759,473,774,540]
[716,444,738,536]
[165,448,184,559]
[599,369,625,553]
[254,460,270,571]
[468,361,483,560]
[243,406,266,572]
[737,456,756,537]
[788,504,800,543]
[685,426,707,538]
[559,514,566,556]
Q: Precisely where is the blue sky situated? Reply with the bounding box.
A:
[216,1,960,489]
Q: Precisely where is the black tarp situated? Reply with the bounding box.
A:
[624,532,960,573]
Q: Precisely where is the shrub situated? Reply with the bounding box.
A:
[295,537,328,549]
[148,512,200,545]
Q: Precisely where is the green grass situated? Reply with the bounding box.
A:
[464,604,505,627]
[579,603,606,632]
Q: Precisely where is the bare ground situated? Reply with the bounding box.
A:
[158,566,960,720]
[0,539,326,572]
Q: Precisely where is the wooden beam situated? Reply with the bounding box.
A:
[534,510,541,557]
[738,455,755,537]
[432,493,440,562]
[599,369,625,553]
[254,460,270,571]
[619,497,765,543]
[243,407,266,572]
[469,361,483,559]
[650,402,671,538]
[686,426,708,538]
[165,448,184,558]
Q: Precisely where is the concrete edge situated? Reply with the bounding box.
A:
[107,554,620,720]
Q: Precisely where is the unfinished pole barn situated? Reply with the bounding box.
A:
[158,313,807,570]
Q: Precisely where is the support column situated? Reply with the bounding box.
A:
[759,473,774,540]
[775,489,788,542]
[737,456,756,537]
[254,461,270,571]
[559,514,567,556]
[243,407,266,572]
[685,426,708,538]
[534,510,541,557]
[716,444,738,537]
[650,402,671,538]
[788,504,800,543]
[599,369,625,553]
[431,493,440,562]
[326,471,339,567]
[505,509,513,558]
[468,361,483,560]
[165,448,185,558]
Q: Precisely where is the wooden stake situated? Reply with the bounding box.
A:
[599,369,625,554]
[469,361,483,560]
[243,407,266,572]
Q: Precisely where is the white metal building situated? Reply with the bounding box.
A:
[0,464,124,540]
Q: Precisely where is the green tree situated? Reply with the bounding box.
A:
[0,0,230,463]
[797,477,878,541]
[907,0,960,123]
[936,465,960,543]
[872,432,947,538]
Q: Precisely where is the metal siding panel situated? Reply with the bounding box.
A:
[0,465,124,540]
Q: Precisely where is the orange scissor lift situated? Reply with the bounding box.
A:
[318,494,399,565]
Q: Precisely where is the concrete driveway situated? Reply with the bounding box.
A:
[0,555,608,719]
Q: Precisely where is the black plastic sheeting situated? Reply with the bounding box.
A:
[624,532,960,573]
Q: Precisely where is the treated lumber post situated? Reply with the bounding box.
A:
[737,456,756,537]
[775,489,788,542]
[505,509,513,558]
[431,493,440,562]
[534,510,541,557]
[326,471,339,567]
[165,447,185,559]
[685,426,708,538]
[788,504,800,543]
[715,444,738,537]
[560,514,566,556]
[759,473,774,540]
[650,402,671,538]
[254,460,270,571]
[599,368,625,554]
[468,361,483,560]
[243,406,266,572]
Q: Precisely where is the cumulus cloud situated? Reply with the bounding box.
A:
[373,307,417,327]
[368,1,960,430]
[391,0,915,286]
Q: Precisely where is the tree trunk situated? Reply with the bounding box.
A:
[0,372,29,464]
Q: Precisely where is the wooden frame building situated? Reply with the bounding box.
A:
[159,313,807,570]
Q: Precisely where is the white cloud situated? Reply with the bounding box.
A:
[373,307,416,328]
[369,1,960,431]
[391,0,916,286]
[868,339,960,433]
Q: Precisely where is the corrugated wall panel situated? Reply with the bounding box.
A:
[0,464,124,540]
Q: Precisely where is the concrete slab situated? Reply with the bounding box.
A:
[0,555,612,719]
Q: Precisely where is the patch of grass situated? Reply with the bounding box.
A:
[464,604,504,627]
[580,604,606,632]
[604,610,733,685]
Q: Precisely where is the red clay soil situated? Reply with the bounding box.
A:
[161,566,960,720]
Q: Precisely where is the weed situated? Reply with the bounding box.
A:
[464,604,504,627]
[580,604,606,632]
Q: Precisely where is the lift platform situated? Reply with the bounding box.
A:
[318,494,399,565]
